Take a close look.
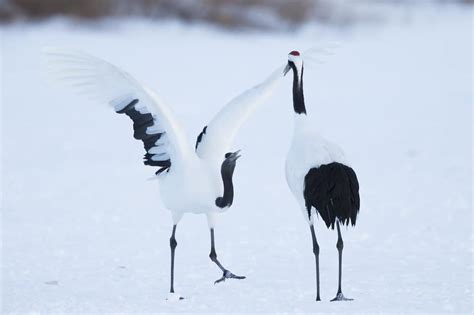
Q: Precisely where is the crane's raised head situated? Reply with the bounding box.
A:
[223,150,241,174]
[285,50,303,75]
[288,50,302,62]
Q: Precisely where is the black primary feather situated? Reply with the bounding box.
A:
[303,162,360,229]
[116,99,171,174]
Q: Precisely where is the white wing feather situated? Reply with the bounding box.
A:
[42,48,192,167]
[195,64,287,160]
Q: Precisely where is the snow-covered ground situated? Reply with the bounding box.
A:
[1,5,472,314]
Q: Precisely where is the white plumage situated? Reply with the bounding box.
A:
[286,116,348,221]
[43,48,287,298]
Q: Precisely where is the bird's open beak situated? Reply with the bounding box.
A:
[230,150,241,160]
[283,64,291,76]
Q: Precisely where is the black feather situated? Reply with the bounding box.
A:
[303,162,360,229]
[116,99,171,174]
[195,126,207,150]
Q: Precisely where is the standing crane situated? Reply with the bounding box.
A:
[284,50,360,301]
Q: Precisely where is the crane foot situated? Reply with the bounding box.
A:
[214,270,246,284]
[330,292,353,301]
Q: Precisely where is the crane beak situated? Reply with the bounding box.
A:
[225,150,241,161]
[232,149,242,160]
[283,64,291,76]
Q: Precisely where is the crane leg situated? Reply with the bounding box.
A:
[310,224,321,301]
[168,224,183,300]
[331,220,353,301]
[209,228,246,284]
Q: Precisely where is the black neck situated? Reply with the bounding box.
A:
[290,63,306,115]
[215,164,235,208]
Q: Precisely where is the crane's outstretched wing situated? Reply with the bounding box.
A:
[43,48,192,174]
[194,64,288,160]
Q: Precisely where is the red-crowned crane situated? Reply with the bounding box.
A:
[284,50,360,301]
[43,49,288,300]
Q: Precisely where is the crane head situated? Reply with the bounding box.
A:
[288,50,303,64]
[285,50,303,76]
[222,150,241,175]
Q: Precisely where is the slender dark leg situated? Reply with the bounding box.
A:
[168,224,183,299]
[310,225,321,301]
[209,228,246,284]
[331,220,353,301]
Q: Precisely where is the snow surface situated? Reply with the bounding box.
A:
[1,6,473,314]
